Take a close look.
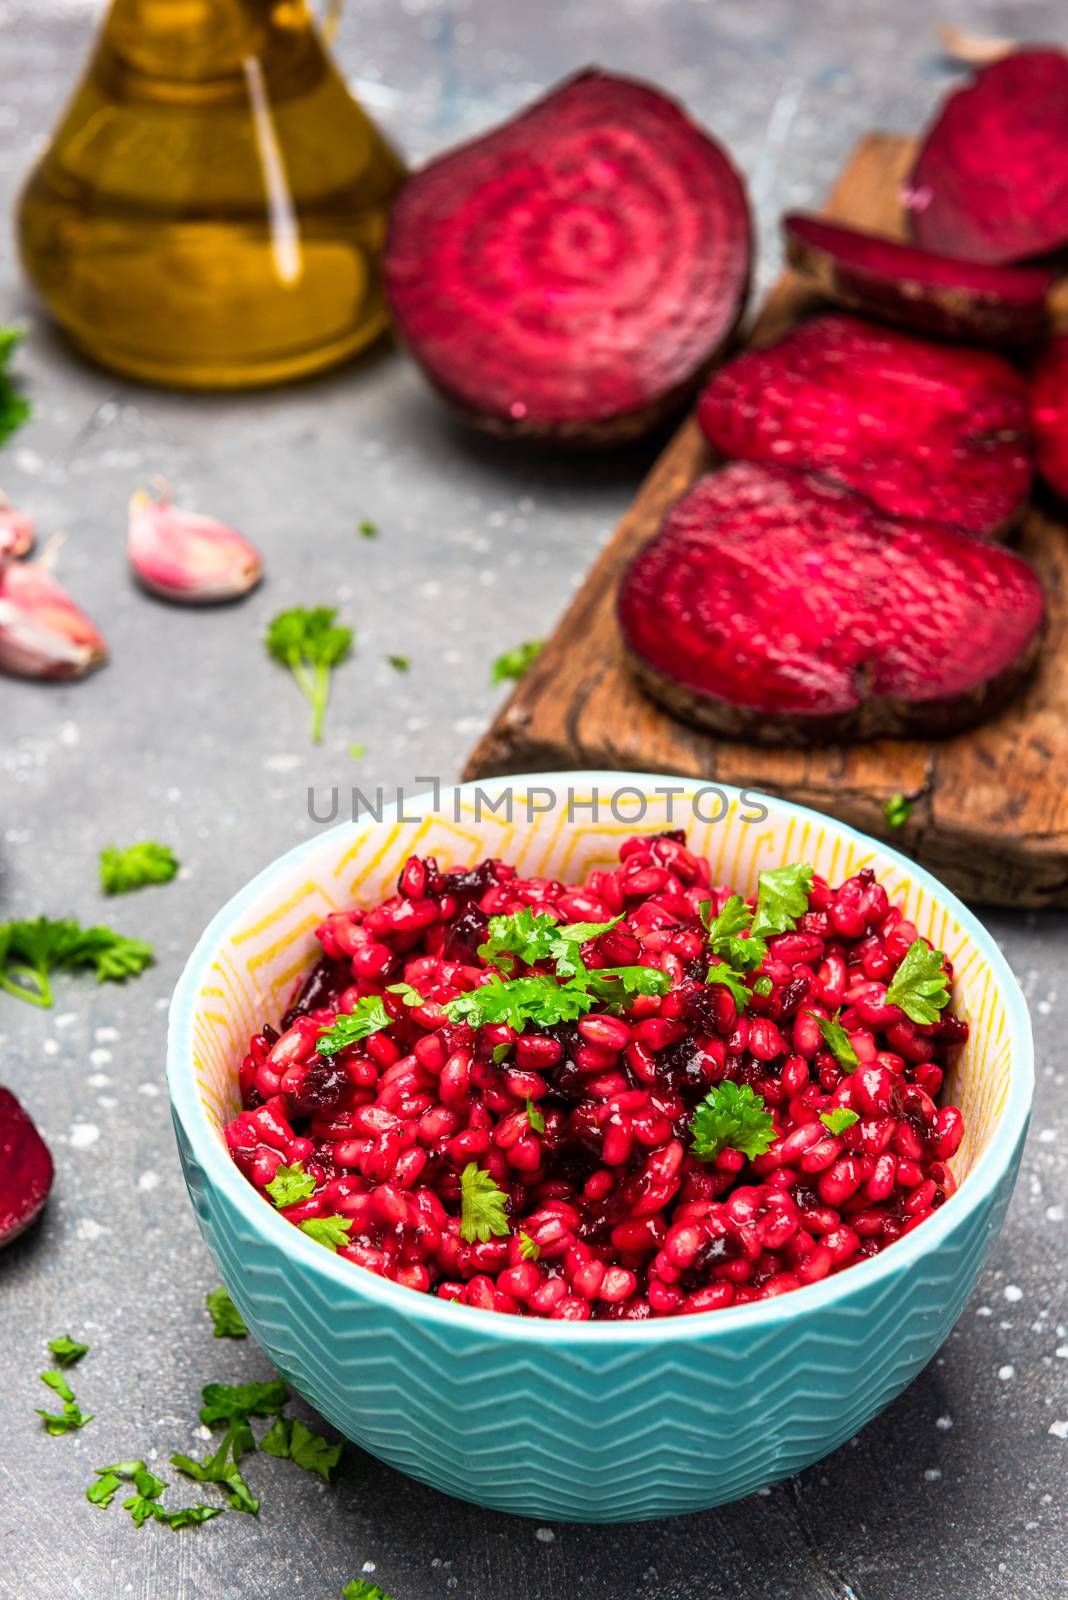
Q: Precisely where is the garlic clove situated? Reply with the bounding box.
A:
[127,489,263,603]
[0,560,107,680]
[0,494,35,558]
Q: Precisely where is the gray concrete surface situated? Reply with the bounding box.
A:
[2,2,1066,1597]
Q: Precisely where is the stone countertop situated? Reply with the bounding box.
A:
[1,3,1066,1598]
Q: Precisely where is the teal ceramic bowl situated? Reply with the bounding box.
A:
[168,774,1032,1523]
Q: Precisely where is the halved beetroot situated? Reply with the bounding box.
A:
[1030,334,1068,501]
[384,70,751,444]
[0,1086,54,1247]
[696,314,1032,537]
[617,463,1044,744]
[907,50,1068,265]
[783,213,1053,346]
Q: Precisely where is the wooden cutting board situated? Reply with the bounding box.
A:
[464,131,1068,910]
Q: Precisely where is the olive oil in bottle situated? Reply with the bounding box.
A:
[18,0,406,389]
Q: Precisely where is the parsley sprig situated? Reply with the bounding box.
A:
[491,639,543,685]
[885,939,951,1025]
[808,1011,859,1073]
[700,863,813,1013]
[47,1334,89,1367]
[100,841,179,895]
[689,1082,777,1162]
[820,1107,860,1136]
[316,996,392,1055]
[266,606,353,744]
[37,1368,93,1434]
[459,1163,511,1243]
[0,916,153,1008]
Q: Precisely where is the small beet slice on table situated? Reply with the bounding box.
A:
[906,50,1068,266]
[783,213,1053,347]
[385,69,751,444]
[0,1086,54,1247]
[617,463,1044,744]
[1029,335,1068,502]
[697,313,1032,537]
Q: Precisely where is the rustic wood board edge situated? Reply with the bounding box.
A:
[464,133,1068,910]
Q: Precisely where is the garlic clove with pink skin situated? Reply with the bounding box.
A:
[127,490,263,603]
[0,559,107,680]
[0,494,34,558]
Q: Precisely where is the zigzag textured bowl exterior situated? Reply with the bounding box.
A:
[168,775,1032,1522]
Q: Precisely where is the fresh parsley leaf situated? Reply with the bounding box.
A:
[266,606,353,744]
[205,1287,247,1339]
[490,639,543,685]
[689,1082,777,1162]
[343,1583,395,1600]
[0,326,30,446]
[820,1107,860,1136]
[752,975,773,997]
[885,939,951,1025]
[133,1467,168,1500]
[518,1231,540,1263]
[299,1215,353,1252]
[86,1472,123,1508]
[100,841,179,895]
[584,966,670,1001]
[199,1379,289,1428]
[459,1163,510,1244]
[702,895,767,970]
[156,1503,223,1528]
[751,864,814,938]
[491,1043,511,1065]
[47,1334,89,1366]
[348,742,367,759]
[124,1493,162,1529]
[316,996,393,1054]
[385,654,410,673]
[357,520,378,539]
[808,1012,859,1073]
[446,974,596,1032]
[37,1369,92,1433]
[387,982,426,1009]
[884,793,913,829]
[265,1161,317,1209]
[525,1099,545,1134]
[705,962,751,1012]
[477,908,621,979]
[0,916,154,1007]
[258,1416,344,1482]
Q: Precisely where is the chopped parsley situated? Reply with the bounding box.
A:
[357,520,378,539]
[884,793,913,829]
[385,653,410,673]
[0,325,30,445]
[689,1082,777,1162]
[205,1287,247,1339]
[47,1334,89,1367]
[809,1012,859,1073]
[491,639,543,685]
[518,1231,540,1263]
[525,1099,545,1134]
[100,841,179,895]
[37,1369,93,1434]
[820,1107,860,1136]
[265,606,353,744]
[316,996,393,1054]
[885,939,951,1025]
[259,1416,344,1482]
[343,1583,395,1600]
[751,863,815,939]
[299,1215,353,1252]
[265,1162,317,1209]
[459,1163,510,1244]
[0,915,153,1007]
[699,864,812,1012]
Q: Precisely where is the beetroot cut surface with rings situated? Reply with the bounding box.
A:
[1029,334,1068,502]
[617,462,1045,744]
[906,50,1068,266]
[696,313,1033,538]
[783,212,1053,347]
[384,69,752,444]
[0,1086,54,1247]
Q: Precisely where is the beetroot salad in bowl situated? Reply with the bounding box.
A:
[167,775,1032,1520]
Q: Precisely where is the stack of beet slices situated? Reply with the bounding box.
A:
[619,46,1068,745]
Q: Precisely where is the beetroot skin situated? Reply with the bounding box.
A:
[907,50,1068,265]
[0,1086,54,1246]
[617,463,1044,744]
[1030,334,1068,501]
[697,313,1032,537]
[783,213,1053,346]
[384,70,751,444]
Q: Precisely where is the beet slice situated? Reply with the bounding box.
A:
[907,50,1068,266]
[783,213,1053,346]
[0,1086,54,1247]
[617,463,1044,744]
[1029,334,1068,501]
[696,313,1032,537]
[384,69,751,444]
